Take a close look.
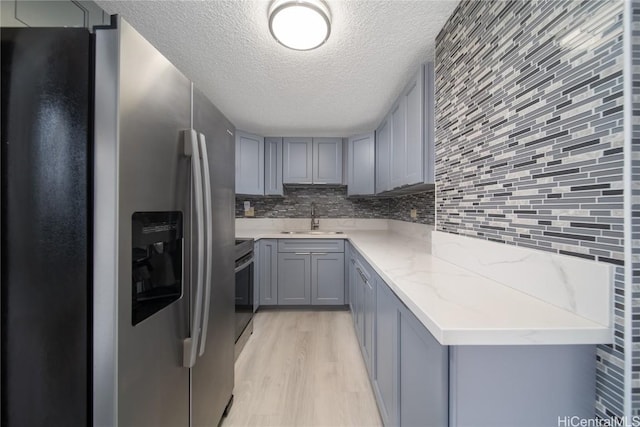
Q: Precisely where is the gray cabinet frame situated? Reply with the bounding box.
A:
[258,239,278,306]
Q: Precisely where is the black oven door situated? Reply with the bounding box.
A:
[234,252,254,341]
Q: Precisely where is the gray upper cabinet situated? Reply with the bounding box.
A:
[313,138,343,184]
[404,69,425,186]
[347,132,375,196]
[376,63,435,194]
[311,253,345,305]
[390,100,407,190]
[423,63,436,184]
[258,239,278,306]
[283,137,313,184]
[1,0,109,28]
[283,137,342,184]
[264,137,283,196]
[277,252,312,305]
[375,117,391,194]
[235,131,264,195]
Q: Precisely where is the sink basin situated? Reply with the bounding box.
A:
[280,231,344,235]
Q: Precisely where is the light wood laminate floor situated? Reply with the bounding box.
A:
[221,310,383,427]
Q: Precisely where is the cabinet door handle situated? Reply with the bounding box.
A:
[182,129,205,369]
[198,132,213,357]
[295,252,311,255]
[356,267,368,284]
[312,252,328,255]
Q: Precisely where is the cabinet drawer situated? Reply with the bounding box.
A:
[278,239,345,253]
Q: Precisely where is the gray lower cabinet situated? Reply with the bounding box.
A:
[373,279,399,426]
[353,259,375,376]
[398,305,448,427]
[449,345,596,427]
[369,265,448,427]
[277,252,311,305]
[258,239,278,306]
[344,244,351,305]
[253,241,260,312]
[353,261,365,344]
[363,271,375,376]
[349,246,597,427]
[348,253,357,321]
[276,239,345,306]
[311,253,345,305]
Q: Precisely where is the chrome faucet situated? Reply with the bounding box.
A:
[311,202,319,230]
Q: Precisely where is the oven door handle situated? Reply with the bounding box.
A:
[234,256,254,273]
[198,132,214,357]
[182,129,205,368]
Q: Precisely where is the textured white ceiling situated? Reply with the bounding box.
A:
[96,0,459,136]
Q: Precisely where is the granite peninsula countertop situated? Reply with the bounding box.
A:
[237,229,612,346]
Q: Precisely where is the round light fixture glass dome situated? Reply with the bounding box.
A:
[268,0,331,51]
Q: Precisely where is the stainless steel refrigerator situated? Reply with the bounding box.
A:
[2,17,235,427]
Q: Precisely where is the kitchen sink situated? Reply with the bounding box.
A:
[280,231,344,235]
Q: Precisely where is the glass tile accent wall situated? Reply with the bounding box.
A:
[435,0,626,418]
[631,0,640,417]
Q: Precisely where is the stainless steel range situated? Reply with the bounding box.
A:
[234,238,254,358]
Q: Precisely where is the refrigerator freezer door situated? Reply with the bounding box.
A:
[94,19,191,427]
[191,87,236,426]
[1,28,91,427]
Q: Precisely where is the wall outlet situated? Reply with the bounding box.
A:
[410,209,417,219]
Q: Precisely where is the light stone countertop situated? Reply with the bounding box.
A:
[237,226,612,346]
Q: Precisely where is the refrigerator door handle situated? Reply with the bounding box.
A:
[197,132,214,356]
[182,129,205,368]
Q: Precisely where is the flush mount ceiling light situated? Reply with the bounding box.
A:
[268,0,331,51]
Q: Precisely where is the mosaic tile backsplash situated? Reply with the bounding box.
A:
[235,186,436,225]
[434,0,625,419]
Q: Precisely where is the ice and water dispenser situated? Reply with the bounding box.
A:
[131,212,183,325]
